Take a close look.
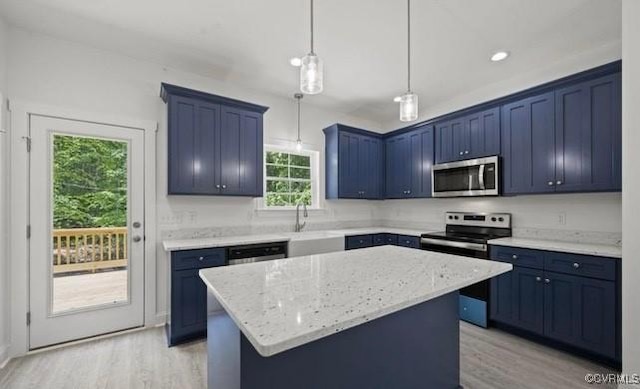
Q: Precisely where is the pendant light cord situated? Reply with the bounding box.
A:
[407,0,411,93]
[297,95,302,141]
[310,0,315,54]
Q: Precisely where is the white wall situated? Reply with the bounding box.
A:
[0,15,10,366]
[622,0,640,379]
[379,193,621,241]
[5,27,384,322]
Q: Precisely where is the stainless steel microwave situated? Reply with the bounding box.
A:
[432,156,499,197]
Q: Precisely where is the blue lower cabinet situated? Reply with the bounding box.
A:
[489,246,620,364]
[345,235,374,250]
[397,235,420,248]
[459,295,487,328]
[168,248,227,346]
[373,233,398,246]
[544,271,616,359]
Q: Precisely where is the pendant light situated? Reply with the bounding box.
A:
[294,93,304,151]
[300,0,323,94]
[398,0,418,122]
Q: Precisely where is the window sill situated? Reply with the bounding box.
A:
[253,207,327,216]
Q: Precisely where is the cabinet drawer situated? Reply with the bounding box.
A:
[490,246,544,269]
[373,233,398,246]
[459,295,487,328]
[346,235,373,250]
[172,248,227,271]
[544,252,616,281]
[397,235,420,249]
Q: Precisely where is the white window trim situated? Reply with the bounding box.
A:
[257,145,321,211]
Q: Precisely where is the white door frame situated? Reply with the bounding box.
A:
[8,100,158,358]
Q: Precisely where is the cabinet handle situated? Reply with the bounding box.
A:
[573,262,580,269]
[544,278,551,284]
[512,254,518,260]
[547,181,554,186]
[536,277,542,282]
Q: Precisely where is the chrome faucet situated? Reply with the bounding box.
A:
[295,203,308,232]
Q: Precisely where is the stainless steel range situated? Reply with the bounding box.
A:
[421,212,512,327]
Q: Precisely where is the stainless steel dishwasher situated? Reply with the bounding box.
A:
[227,242,288,265]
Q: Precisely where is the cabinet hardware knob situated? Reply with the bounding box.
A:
[359,240,364,243]
[544,278,551,284]
[198,256,204,261]
[548,181,554,186]
[465,150,469,154]
[407,190,411,194]
[459,151,464,155]
[557,180,563,185]
[536,277,542,282]
[132,221,141,228]
[573,262,580,269]
[463,307,467,311]
[512,254,518,259]
[216,184,221,189]
[132,236,142,242]
[222,184,227,189]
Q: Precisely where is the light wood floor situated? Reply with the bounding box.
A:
[0,322,617,389]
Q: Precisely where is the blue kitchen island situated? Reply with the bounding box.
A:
[199,245,512,389]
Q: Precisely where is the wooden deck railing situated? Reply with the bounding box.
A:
[53,227,128,274]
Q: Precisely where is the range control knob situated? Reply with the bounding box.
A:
[498,217,504,222]
[491,217,497,222]
[448,215,453,220]
[454,216,459,220]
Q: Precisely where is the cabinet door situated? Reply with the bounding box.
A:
[501,92,556,194]
[408,125,434,198]
[339,131,361,198]
[171,268,208,341]
[385,134,410,198]
[555,74,622,192]
[453,117,471,159]
[512,267,545,335]
[468,107,500,159]
[219,107,262,196]
[543,272,616,358]
[168,96,220,194]
[435,121,455,164]
[360,135,383,199]
[490,271,514,325]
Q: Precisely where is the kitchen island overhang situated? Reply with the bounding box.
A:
[200,245,512,389]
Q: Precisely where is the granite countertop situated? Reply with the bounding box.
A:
[488,237,622,259]
[199,245,512,357]
[162,227,430,252]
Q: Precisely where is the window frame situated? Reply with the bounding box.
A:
[260,145,320,210]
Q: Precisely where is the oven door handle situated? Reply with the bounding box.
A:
[421,238,487,252]
[479,164,486,190]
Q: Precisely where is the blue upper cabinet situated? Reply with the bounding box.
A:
[161,83,268,196]
[324,124,384,199]
[501,92,556,194]
[385,124,434,198]
[554,73,622,192]
[435,107,500,164]
[502,73,621,195]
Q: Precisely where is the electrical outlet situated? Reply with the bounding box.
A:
[558,212,567,225]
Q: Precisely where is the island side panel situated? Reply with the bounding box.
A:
[239,291,460,389]
[207,293,241,389]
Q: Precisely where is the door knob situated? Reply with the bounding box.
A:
[132,221,141,228]
[132,236,142,242]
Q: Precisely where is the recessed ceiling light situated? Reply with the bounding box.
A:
[290,57,302,67]
[491,51,509,62]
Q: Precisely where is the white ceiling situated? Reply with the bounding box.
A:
[0,0,622,125]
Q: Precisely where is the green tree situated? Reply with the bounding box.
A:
[53,135,128,229]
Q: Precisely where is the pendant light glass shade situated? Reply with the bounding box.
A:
[399,92,418,122]
[300,53,323,94]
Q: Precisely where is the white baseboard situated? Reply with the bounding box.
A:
[0,343,11,369]
[153,312,167,327]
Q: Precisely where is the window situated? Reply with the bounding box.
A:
[264,150,315,208]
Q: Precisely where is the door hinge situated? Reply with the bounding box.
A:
[25,137,32,152]
[26,312,31,326]
[27,225,31,239]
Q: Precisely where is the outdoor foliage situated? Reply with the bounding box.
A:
[265,151,312,207]
[53,135,128,229]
